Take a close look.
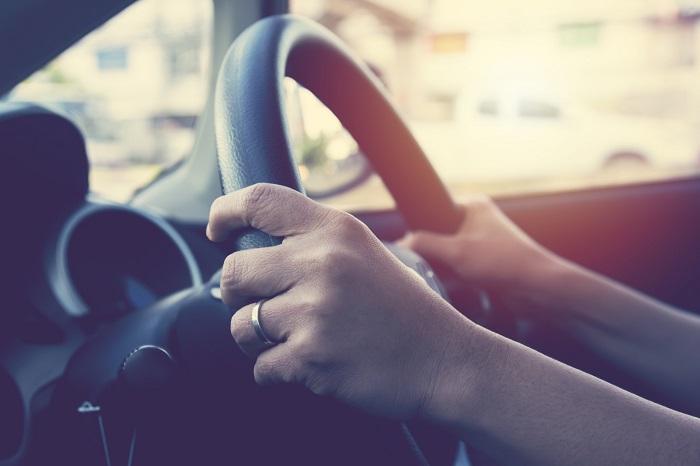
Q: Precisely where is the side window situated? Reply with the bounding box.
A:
[8,0,213,202]
[292,1,700,205]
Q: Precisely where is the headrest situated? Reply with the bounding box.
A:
[0,102,89,198]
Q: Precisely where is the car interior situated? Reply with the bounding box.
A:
[2,0,700,465]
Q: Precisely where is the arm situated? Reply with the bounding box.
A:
[401,196,700,414]
[530,256,700,414]
[426,320,700,465]
[208,185,700,465]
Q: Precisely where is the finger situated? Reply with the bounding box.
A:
[231,295,294,358]
[397,230,456,265]
[253,342,335,397]
[220,245,297,309]
[253,344,299,386]
[461,194,500,223]
[207,183,330,242]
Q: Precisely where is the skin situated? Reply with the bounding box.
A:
[207,183,700,465]
[400,195,700,416]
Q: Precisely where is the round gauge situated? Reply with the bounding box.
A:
[48,203,202,318]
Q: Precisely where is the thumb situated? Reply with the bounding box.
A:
[397,230,457,267]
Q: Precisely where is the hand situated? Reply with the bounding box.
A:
[207,184,475,420]
[398,196,555,292]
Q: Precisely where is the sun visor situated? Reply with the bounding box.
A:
[0,102,89,198]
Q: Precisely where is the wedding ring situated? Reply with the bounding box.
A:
[251,299,278,346]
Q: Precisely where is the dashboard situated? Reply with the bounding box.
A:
[0,102,456,466]
[0,104,208,465]
[1,202,204,462]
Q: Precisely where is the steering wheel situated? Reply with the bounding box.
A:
[35,14,502,466]
[214,14,466,466]
[215,15,464,243]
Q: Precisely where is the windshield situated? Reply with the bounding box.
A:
[6,0,212,203]
[292,0,700,210]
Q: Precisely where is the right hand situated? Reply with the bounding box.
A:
[207,184,479,421]
[398,196,556,293]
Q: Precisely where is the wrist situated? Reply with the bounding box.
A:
[517,247,565,291]
[480,244,564,296]
[518,253,596,321]
[416,317,510,429]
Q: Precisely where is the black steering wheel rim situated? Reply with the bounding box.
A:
[214,14,464,240]
[213,13,464,465]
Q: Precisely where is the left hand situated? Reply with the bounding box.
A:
[397,195,555,294]
[207,183,475,420]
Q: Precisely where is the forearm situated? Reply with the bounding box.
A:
[519,256,700,412]
[423,325,700,465]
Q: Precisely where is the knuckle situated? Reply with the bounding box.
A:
[208,196,227,229]
[294,333,330,370]
[314,245,358,284]
[242,183,275,216]
[318,244,350,266]
[253,358,275,384]
[230,310,248,342]
[209,194,224,215]
[311,294,337,321]
[287,347,320,388]
[220,252,248,293]
[291,340,317,366]
[254,355,295,385]
[242,183,303,232]
[334,211,368,241]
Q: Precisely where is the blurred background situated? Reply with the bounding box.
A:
[7,0,212,202]
[8,0,700,209]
